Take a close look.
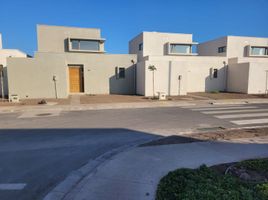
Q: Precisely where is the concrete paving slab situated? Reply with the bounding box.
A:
[65,141,268,200]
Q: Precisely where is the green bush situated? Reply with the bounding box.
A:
[156,165,261,200]
[255,183,268,199]
[236,158,268,172]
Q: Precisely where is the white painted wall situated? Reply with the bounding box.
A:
[140,56,227,96]
[227,62,249,93]
[197,37,227,57]
[136,61,146,95]
[248,62,268,94]
[8,52,137,99]
[0,49,27,97]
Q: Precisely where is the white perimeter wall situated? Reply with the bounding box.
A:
[248,62,268,94]
[139,56,227,96]
[227,62,249,93]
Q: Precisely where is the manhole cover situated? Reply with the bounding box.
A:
[36,113,53,117]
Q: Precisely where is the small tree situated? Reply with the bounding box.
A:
[148,65,157,98]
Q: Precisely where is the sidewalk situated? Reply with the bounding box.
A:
[1,98,268,113]
[63,141,268,200]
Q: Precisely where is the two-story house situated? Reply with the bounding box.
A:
[129,32,228,96]
[198,36,268,94]
[6,25,268,100]
[7,25,137,99]
[129,32,268,96]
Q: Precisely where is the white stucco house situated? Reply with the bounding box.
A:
[0,33,27,98]
[129,32,268,96]
[4,25,268,100]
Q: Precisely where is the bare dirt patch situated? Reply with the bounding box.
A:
[0,98,70,106]
[189,92,268,100]
[141,128,268,147]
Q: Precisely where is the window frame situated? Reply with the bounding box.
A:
[167,42,198,56]
[115,67,126,79]
[250,46,268,56]
[68,38,105,53]
[213,69,218,78]
[138,43,143,51]
[218,46,226,53]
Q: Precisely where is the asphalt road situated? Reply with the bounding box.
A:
[0,104,267,200]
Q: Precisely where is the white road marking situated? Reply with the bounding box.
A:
[231,118,268,125]
[0,183,26,190]
[191,106,257,111]
[182,104,244,109]
[215,112,268,119]
[202,109,268,114]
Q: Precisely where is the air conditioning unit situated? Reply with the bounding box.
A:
[9,94,20,103]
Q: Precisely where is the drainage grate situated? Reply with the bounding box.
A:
[197,126,225,132]
[36,113,53,117]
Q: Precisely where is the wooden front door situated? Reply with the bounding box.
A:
[69,66,83,93]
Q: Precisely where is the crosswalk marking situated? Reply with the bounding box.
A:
[215,112,268,119]
[192,106,257,111]
[202,109,268,114]
[185,104,268,127]
[0,183,26,190]
[231,118,268,125]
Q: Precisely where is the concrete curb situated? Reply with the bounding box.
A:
[1,98,268,114]
[43,137,159,200]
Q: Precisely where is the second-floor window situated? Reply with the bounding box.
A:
[138,43,143,51]
[170,44,191,54]
[71,39,100,51]
[218,46,226,53]
[251,47,268,56]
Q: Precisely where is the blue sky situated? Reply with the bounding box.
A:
[0,0,268,55]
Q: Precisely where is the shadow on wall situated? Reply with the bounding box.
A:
[109,65,136,95]
[204,66,227,92]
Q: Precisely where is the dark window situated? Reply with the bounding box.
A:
[213,69,218,78]
[139,43,143,51]
[71,39,100,51]
[218,46,226,53]
[118,68,125,78]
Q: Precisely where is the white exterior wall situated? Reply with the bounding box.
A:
[197,37,227,57]
[136,61,146,95]
[8,52,136,99]
[129,33,143,62]
[227,62,249,93]
[0,49,27,97]
[141,56,227,96]
[248,61,268,94]
[227,36,268,58]
[143,32,193,57]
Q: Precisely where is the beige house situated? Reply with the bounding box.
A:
[129,32,268,96]
[198,36,268,94]
[6,25,268,100]
[0,33,27,98]
[7,25,136,99]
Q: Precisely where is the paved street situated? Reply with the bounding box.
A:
[0,103,268,199]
